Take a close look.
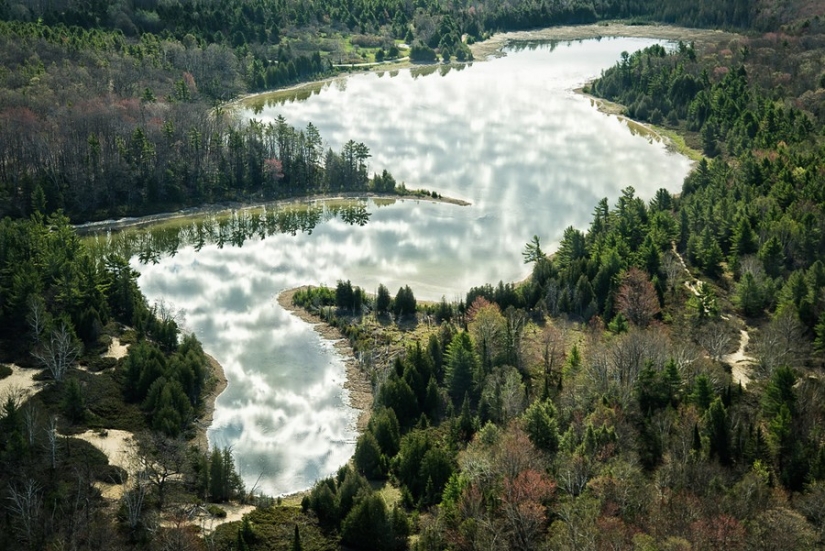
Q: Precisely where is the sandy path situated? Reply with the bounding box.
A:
[0,364,44,402]
[276,287,374,432]
[722,329,754,388]
[71,429,138,500]
[103,337,130,359]
[195,503,258,534]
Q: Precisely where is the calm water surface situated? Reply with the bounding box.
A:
[133,38,693,496]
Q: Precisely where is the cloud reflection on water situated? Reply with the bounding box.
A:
[136,38,693,496]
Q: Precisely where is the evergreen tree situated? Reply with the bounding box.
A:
[705,398,731,465]
[445,332,478,405]
[376,284,391,315]
[62,378,86,423]
[522,398,560,453]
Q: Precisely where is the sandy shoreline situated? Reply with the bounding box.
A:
[194,354,228,451]
[276,287,374,433]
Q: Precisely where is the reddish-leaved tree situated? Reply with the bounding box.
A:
[616,267,661,328]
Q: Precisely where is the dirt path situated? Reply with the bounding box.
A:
[722,329,754,388]
[670,243,753,386]
[0,364,44,403]
[72,429,138,500]
[276,287,373,432]
[103,337,130,359]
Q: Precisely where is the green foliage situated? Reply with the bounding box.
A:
[522,398,560,453]
[410,43,437,62]
[522,235,545,264]
[704,397,731,465]
[445,332,478,405]
[61,377,87,424]
[762,366,797,420]
[354,431,387,479]
[341,493,393,550]
[294,286,336,310]
[205,447,245,503]
[213,505,337,551]
[394,285,417,318]
[336,280,364,313]
[690,374,715,411]
[376,284,392,315]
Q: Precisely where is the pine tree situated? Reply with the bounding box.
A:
[705,398,731,465]
[62,378,86,423]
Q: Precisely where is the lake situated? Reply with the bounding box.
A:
[129,37,693,496]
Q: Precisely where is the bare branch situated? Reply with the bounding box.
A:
[32,322,80,382]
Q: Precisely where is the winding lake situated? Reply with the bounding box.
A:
[129,37,693,496]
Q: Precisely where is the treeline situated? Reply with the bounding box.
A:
[0,94,389,220]
[1,0,818,223]
[586,37,825,339]
[588,40,821,157]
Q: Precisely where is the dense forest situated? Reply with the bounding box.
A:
[2,0,825,548]
[0,0,813,220]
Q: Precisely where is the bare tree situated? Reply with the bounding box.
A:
[698,321,733,362]
[26,296,49,344]
[499,367,526,423]
[662,250,683,293]
[503,306,527,369]
[22,403,40,447]
[136,432,186,510]
[122,473,150,533]
[45,415,58,469]
[542,323,567,375]
[752,310,808,377]
[6,478,43,546]
[32,322,81,382]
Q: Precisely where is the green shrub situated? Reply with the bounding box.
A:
[207,504,227,518]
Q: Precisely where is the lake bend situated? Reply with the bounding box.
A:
[118,37,694,496]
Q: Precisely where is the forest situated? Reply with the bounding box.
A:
[2,0,825,549]
[0,0,805,220]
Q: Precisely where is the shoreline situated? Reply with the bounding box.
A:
[276,287,373,434]
[468,22,738,60]
[193,354,228,451]
[74,22,732,237]
[575,87,704,164]
[75,191,469,235]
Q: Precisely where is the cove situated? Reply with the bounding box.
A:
[128,37,693,496]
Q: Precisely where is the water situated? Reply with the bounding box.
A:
[131,37,693,496]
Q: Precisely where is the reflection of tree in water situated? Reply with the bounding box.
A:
[93,202,372,263]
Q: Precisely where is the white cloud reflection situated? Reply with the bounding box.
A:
[135,38,693,496]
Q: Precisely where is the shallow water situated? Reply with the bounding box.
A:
[132,37,693,496]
